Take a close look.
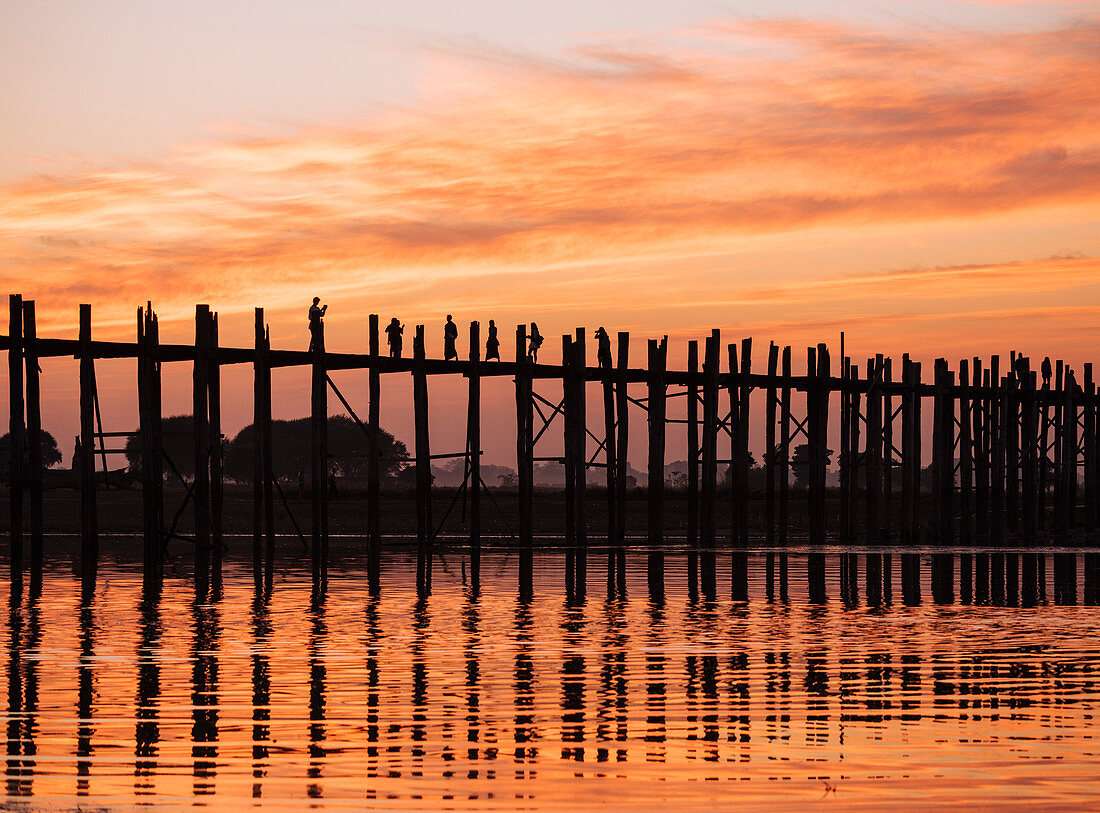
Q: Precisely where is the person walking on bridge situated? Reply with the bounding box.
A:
[444,315,459,361]
[308,297,327,351]
[595,327,612,370]
[386,317,404,359]
[528,322,544,363]
[485,319,500,361]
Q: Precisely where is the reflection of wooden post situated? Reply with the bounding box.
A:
[468,320,481,579]
[413,325,431,587]
[647,337,667,546]
[615,333,629,546]
[687,341,700,547]
[208,312,223,585]
[24,301,43,580]
[367,315,381,590]
[193,305,211,590]
[515,325,533,547]
[78,304,98,585]
[701,331,719,547]
[9,295,25,586]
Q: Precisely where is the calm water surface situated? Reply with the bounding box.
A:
[3,546,1100,811]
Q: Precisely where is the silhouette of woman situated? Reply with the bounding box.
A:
[386,317,404,359]
[595,326,612,369]
[528,322,543,363]
[485,319,500,361]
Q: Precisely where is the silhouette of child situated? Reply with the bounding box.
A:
[386,317,404,358]
[444,315,458,360]
[486,319,500,361]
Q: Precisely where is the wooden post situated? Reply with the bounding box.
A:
[193,305,212,590]
[1084,364,1097,530]
[765,342,778,544]
[1006,362,1020,532]
[779,346,791,545]
[808,344,830,543]
[139,304,163,589]
[574,327,587,549]
[866,356,883,544]
[367,315,382,589]
[78,304,97,585]
[688,341,700,547]
[23,301,43,580]
[260,324,275,591]
[883,357,894,526]
[615,333,629,546]
[515,325,533,548]
[1021,360,1038,538]
[310,312,328,587]
[849,361,862,542]
[563,334,577,546]
[8,294,24,584]
[208,312,224,585]
[839,359,851,541]
[1059,367,1077,533]
[972,359,988,539]
[959,358,972,545]
[414,325,431,585]
[731,338,751,547]
[252,309,264,588]
[647,337,667,547]
[603,331,618,546]
[701,331,719,548]
[467,321,481,579]
[990,356,1004,544]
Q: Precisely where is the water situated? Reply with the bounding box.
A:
[3,547,1100,810]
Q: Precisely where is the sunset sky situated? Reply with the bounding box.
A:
[2,0,1099,465]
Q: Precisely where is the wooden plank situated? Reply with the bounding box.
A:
[78,304,98,586]
[23,300,42,581]
[367,314,381,590]
[8,295,24,584]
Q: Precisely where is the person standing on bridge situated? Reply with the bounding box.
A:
[444,315,459,360]
[308,297,327,352]
[595,327,612,370]
[528,322,544,363]
[386,317,404,358]
[485,319,500,361]
[1042,356,1053,388]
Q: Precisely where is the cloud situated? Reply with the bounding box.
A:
[1,13,1099,342]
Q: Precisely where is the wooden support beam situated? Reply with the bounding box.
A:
[563,334,577,546]
[1058,365,1077,533]
[883,357,894,526]
[959,358,973,545]
[311,312,329,587]
[701,330,719,548]
[731,338,751,547]
[467,320,481,580]
[208,312,224,587]
[23,301,43,582]
[849,361,862,542]
[1006,359,1020,532]
[765,342,778,544]
[515,325,533,548]
[139,304,163,590]
[779,346,791,545]
[614,332,629,546]
[367,314,381,590]
[573,327,587,549]
[603,330,618,547]
[261,324,275,591]
[866,356,883,544]
[647,337,668,547]
[1020,360,1038,538]
[193,305,212,591]
[688,341,700,547]
[8,294,24,585]
[413,324,432,589]
[974,360,988,538]
[78,304,98,586]
[990,356,1004,544]
[252,309,265,589]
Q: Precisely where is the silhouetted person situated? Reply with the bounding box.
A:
[443,315,458,361]
[1014,354,1028,384]
[1042,356,1052,388]
[595,326,612,369]
[308,297,327,352]
[386,317,404,359]
[297,469,305,497]
[71,437,82,471]
[328,472,339,499]
[485,319,500,361]
[528,322,543,363]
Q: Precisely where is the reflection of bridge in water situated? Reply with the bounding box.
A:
[3,293,1098,599]
[3,551,1100,805]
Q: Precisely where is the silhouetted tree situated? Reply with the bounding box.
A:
[125,414,198,476]
[0,430,63,470]
[791,443,833,488]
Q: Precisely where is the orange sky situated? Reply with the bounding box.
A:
[2,9,1099,464]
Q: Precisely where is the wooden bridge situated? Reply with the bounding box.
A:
[3,294,1098,597]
